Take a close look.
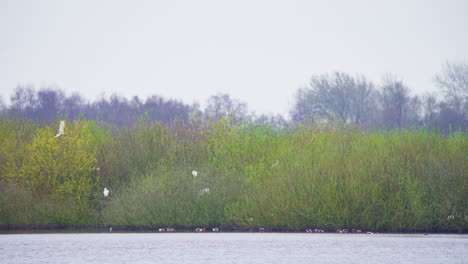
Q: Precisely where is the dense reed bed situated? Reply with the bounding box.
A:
[0,118,466,232]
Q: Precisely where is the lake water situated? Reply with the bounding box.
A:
[0,233,466,263]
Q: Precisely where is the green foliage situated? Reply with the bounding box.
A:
[0,119,38,182]
[0,118,466,231]
[20,121,98,205]
[96,121,171,188]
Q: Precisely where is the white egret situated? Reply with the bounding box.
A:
[103,187,110,197]
[200,187,210,194]
[192,170,198,177]
[270,161,279,169]
[54,120,66,138]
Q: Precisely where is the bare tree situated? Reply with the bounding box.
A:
[379,76,411,129]
[254,113,289,129]
[32,88,65,121]
[433,60,467,130]
[350,75,378,126]
[143,96,190,123]
[290,72,377,126]
[437,102,466,132]
[61,93,86,120]
[130,96,143,117]
[89,95,131,126]
[290,87,315,124]
[420,93,439,128]
[434,60,468,112]
[188,102,203,122]
[204,93,248,123]
[10,86,38,118]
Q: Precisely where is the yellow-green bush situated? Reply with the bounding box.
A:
[20,121,98,205]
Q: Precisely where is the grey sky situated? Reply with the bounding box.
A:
[1,0,467,117]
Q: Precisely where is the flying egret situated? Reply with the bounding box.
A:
[192,170,198,177]
[54,120,66,138]
[103,187,110,197]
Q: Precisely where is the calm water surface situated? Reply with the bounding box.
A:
[0,233,466,263]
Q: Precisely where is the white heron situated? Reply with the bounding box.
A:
[200,187,210,194]
[54,120,66,138]
[103,187,110,197]
[192,170,198,177]
[270,161,279,169]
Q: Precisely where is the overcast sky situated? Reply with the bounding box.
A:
[1,0,467,117]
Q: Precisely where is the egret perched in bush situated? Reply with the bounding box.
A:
[200,187,210,194]
[192,170,198,177]
[270,161,279,169]
[103,187,110,197]
[54,120,66,138]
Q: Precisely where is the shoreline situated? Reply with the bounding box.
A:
[1,225,466,234]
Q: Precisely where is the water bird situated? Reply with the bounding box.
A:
[103,187,110,197]
[192,170,198,177]
[54,120,66,138]
[270,161,279,168]
[200,187,210,194]
[109,227,112,232]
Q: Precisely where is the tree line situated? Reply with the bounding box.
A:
[0,60,466,232]
[1,60,466,132]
